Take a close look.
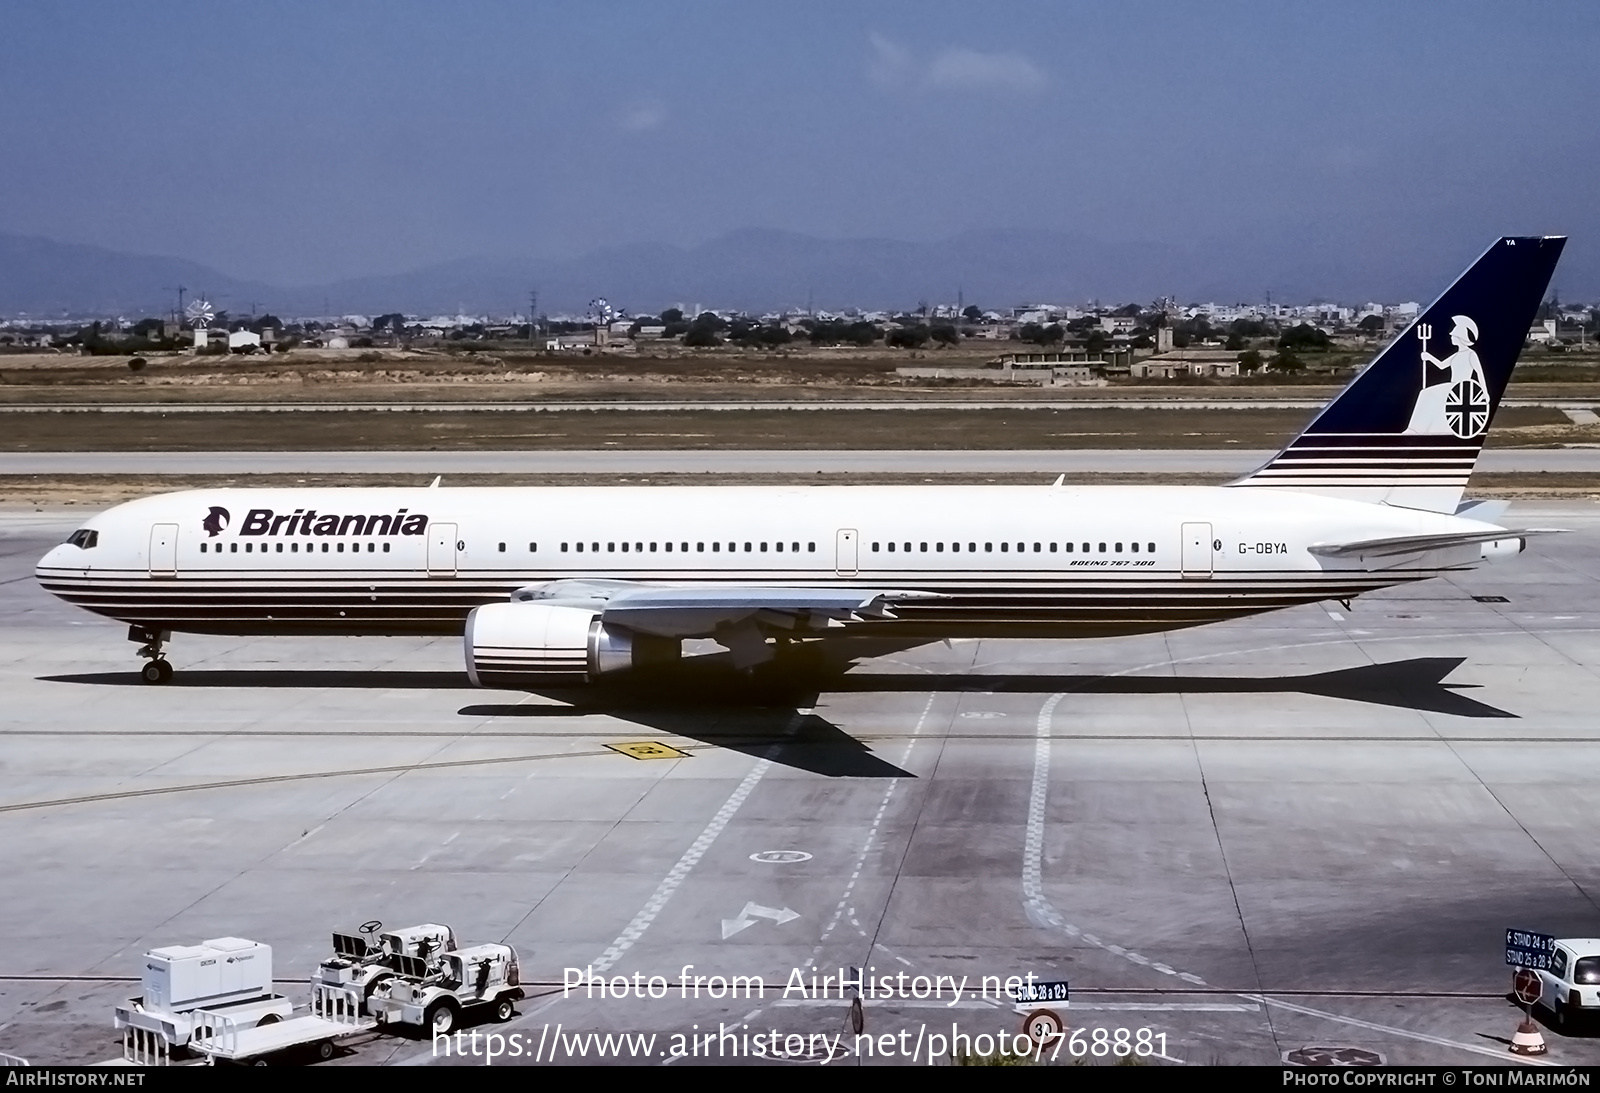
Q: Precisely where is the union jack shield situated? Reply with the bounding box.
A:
[1445,378,1490,438]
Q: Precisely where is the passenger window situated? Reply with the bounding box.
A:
[561,543,569,552]
[1064,542,1073,552]
[1049,543,1057,552]
[951,542,959,552]
[1001,543,1009,553]
[808,542,816,552]
[1148,542,1155,552]
[745,542,752,552]
[1098,543,1106,553]
[872,542,880,552]
[609,543,617,552]
[322,543,329,552]
[337,543,344,553]
[697,543,704,552]
[760,542,767,552]
[1115,543,1122,552]
[497,542,505,552]
[1082,543,1090,552]
[968,542,976,552]
[985,543,992,552]
[664,542,672,552]
[530,542,538,552]
[1033,543,1041,552]
[576,543,584,552]
[649,543,656,552]
[591,543,599,552]
[382,543,389,553]
[729,542,736,552]
[280,543,286,553]
[887,542,895,552]
[792,542,800,552]
[636,543,642,552]
[713,543,720,552]
[683,543,690,552]
[231,543,238,553]
[200,543,207,553]
[621,542,629,552]
[1131,542,1139,553]
[292,543,300,553]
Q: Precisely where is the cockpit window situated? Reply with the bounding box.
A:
[65,529,99,549]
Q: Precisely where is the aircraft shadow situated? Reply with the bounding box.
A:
[44,657,1510,777]
[459,656,1510,777]
[832,656,1513,720]
[40,670,471,690]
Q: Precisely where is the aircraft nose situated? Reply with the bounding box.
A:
[37,543,73,576]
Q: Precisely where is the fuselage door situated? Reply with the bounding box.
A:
[1181,522,1213,579]
[149,523,179,578]
[835,528,859,576]
[427,522,459,576]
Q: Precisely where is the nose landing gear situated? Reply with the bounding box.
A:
[130,625,174,685]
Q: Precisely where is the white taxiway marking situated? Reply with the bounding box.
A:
[591,756,772,972]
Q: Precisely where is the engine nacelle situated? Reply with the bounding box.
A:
[465,602,638,687]
[1479,537,1525,564]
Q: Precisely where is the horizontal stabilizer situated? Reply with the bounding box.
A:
[1308,527,1565,559]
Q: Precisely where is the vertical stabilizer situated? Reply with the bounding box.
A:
[1230,236,1565,512]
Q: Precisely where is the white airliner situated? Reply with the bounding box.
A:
[36,237,1565,688]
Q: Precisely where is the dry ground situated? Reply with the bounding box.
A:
[0,406,1576,452]
[3,345,1597,404]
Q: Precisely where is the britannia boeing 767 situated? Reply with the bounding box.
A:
[35,237,1566,688]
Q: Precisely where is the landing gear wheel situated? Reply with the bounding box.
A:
[140,659,172,685]
[494,998,515,1023]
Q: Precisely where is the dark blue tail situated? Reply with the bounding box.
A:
[1232,236,1565,512]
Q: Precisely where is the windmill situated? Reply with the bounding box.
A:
[186,297,216,350]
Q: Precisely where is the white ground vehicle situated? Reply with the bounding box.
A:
[114,937,294,1051]
[370,943,523,1035]
[314,922,457,1014]
[1533,938,1600,1029]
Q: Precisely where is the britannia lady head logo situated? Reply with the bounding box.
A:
[1404,314,1488,438]
[202,506,230,537]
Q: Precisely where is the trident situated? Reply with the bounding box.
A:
[1416,322,1432,347]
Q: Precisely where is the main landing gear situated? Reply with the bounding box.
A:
[130,625,173,685]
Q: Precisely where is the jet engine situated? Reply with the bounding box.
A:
[464,602,638,687]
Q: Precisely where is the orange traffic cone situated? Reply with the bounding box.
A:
[1510,1015,1548,1056]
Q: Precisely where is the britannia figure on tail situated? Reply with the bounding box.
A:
[1405,314,1488,437]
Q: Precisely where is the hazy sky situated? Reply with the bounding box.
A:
[4,1,1597,289]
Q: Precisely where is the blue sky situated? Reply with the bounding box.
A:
[3,1,1597,292]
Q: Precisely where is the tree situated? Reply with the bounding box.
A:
[1278,323,1331,352]
[1357,314,1385,335]
[929,323,960,346]
[1237,348,1264,374]
[886,324,931,349]
[683,325,721,348]
[1268,350,1304,373]
[1041,323,1064,345]
[1018,322,1044,344]
[1084,330,1109,354]
[660,308,684,325]
[962,305,982,322]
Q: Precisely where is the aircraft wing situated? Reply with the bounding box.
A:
[1308,528,1566,560]
[509,579,943,638]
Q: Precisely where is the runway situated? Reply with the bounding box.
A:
[4,503,1600,1065]
[5,447,1600,475]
